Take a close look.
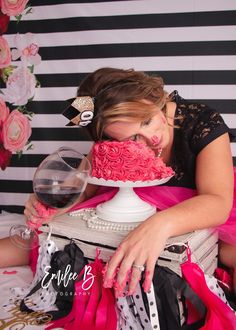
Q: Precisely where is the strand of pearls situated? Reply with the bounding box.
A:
[87,217,137,231]
[157,148,163,158]
[69,208,138,231]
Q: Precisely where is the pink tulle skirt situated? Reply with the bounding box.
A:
[69,168,236,246]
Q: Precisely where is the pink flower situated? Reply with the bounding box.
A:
[0,145,12,170]
[2,109,32,152]
[0,96,9,125]
[0,35,11,69]
[3,66,36,106]
[11,33,41,66]
[1,0,29,16]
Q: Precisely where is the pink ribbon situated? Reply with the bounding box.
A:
[214,267,233,293]
[181,257,236,329]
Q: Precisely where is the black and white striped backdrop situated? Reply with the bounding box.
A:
[0,0,235,213]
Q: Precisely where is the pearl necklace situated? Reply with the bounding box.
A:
[157,148,163,158]
[69,208,139,231]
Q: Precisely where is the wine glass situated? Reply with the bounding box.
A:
[9,147,91,249]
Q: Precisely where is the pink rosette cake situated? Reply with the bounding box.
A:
[91,140,174,182]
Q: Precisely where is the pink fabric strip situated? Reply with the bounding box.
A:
[95,284,109,330]
[81,260,101,328]
[214,267,233,292]
[181,260,236,329]
[72,265,91,328]
[45,267,89,329]
[104,288,117,330]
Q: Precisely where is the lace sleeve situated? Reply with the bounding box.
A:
[190,107,231,153]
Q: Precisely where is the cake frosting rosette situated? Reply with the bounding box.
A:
[91,140,174,182]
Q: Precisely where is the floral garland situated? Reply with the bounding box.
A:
[0,0,40,170]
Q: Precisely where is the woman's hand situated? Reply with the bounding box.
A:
[23,184,96,229]
[103,214,170,297]
[24,194,59,229]
[24,194,41,219]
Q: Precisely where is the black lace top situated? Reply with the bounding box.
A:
[165,91,232,189]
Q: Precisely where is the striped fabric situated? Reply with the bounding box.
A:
[0,0,236,213]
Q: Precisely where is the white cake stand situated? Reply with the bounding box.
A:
[87,176,172,223]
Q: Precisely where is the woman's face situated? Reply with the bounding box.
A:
[104,109,171,153]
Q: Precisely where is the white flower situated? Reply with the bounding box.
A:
[11,33,41,66]
[3,66,36,106]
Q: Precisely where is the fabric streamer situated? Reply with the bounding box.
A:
[13,239,59,313]
[45,250,117,330]
[19,240,86,325]
[116,282,156,329]
[214,267,233,293]
[181,248,236,330]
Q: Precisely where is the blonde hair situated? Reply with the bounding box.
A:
[77,67,169,141]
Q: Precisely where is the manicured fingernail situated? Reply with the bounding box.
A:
[103,278,114,288]
[114,279,125,295]
[127,284,139,296]
[102,262,109,276]
[115,289,124,298]
[103,268,118,288]
[127,289,134,296]
[142,270,151,292]
[114,268,131,297]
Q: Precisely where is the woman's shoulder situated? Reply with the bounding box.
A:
[170,91,231,153]
[170,91,226,131]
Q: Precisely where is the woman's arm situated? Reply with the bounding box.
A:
[157,132,233,235]
[103,133,234,296]
[0,179,99,269]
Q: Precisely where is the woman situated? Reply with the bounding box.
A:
[1,67,236,298]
